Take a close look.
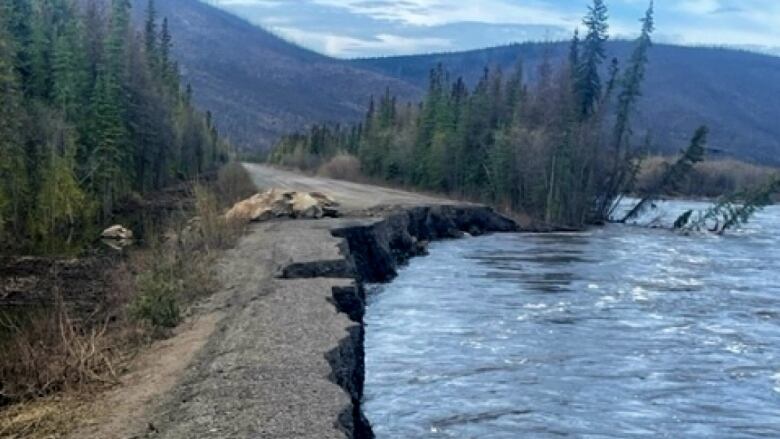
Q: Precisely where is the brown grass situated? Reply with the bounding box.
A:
[0,298,119,404]
[0,395,95,439]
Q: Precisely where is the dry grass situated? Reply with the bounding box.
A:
[0,298,119,404]
[0,395,96,439]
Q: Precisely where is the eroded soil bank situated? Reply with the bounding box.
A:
[280,205,518,438]
[29,165,517,439]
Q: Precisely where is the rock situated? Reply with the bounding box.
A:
[101,225,133,240]
[309,191,337,206]
[291,193,324,219]
[310,192,340,218]
[226,189,289,222]
[468,225,483,236]
[415,240,429,256]
[225,189,340,223]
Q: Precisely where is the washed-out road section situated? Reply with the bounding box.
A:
[137,164,517,438]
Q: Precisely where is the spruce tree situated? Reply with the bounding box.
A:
[52,17,88,120]
[160,17,175,89]
[568,29,580,78]
[622,124,705,223]
[144,0,157,62]
[613,2,654,153]
[27,0,51,98]
[0,15,28,240]
[576,0,608,118]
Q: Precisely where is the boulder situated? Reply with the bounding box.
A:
[101,225,133,240]
[291,192,325,219]
[225,189,340,223]
[309,192,340,218]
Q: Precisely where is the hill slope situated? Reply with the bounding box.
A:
[137,1,780,164]
[131,0,421,153]
[353,42,780,165]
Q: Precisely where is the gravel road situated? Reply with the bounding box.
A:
[243,163,449,211]
[134,165,450,438]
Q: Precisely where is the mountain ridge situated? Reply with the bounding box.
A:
[131,0,421,153]
[141,0,780,165]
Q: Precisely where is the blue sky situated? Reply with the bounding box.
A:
[205,0,780,58]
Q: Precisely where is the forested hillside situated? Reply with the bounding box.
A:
[128,0,421,153]
[0,0,226,252]
[272,1,670,227]
[136,0,780,165]
[354,41,780,165]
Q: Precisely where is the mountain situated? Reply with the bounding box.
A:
[136,1,780,165]
[130,0,421,153]
[353,42,780,165]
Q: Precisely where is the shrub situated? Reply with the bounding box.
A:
[215,162,257,207]
[637,157,778,197]
[317,153,364,181]
[0,299,117,403]
[192,184,246,251]
[129,268,181,329]
[275,146,322,171]
[128,183,242,330]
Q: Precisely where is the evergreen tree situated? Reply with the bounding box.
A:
[622,124,706,223]
[613,1,654,154]
[595,2,654,221]
[27,0,51,98]
[568,29,580,79]
[0,15,28,240]
[0,0,228,251]
[576,0,608,118]
[159,17,176,89]
[144,0,157,62]
[52,15,88,120]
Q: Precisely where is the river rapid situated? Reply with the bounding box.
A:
[364,200,780,438]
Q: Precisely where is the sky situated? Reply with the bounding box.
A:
[205,0,780,58]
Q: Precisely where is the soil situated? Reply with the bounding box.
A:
[70,311,225,439]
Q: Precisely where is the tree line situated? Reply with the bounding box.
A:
[271,1,679,227]
[0,0,228,252]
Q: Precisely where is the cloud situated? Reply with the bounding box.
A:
[207,0,780,58]
[272,26,453,57]
[206,0,284,6]
[674,0,723,15]
[309,0,579,28]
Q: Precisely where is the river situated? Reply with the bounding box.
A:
[363,201,780,438]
